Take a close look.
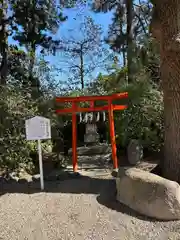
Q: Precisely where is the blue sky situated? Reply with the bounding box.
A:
[45,8,113,63]
[45,7,114,85]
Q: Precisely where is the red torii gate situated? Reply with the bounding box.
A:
[56,92,128,172]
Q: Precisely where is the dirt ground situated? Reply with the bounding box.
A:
[1,174,180,240]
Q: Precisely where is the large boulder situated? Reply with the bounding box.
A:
[116,167,180,220]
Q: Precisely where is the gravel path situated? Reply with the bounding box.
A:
[1,175,180,240]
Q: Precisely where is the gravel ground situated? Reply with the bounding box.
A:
[1,175,180,240]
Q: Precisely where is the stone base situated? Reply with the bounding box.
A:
[78,153,112,167]
[68,143,111,156]
[116,167,180,220]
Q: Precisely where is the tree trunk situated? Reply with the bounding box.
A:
[122,50,126,68]
[29,43,36,82]
[80,45,84,89]
[28,0,40,98]
[0,0,8,85]
[151,0,180,182]
[161,52,180,181]
[126,0,133,83]
[118,4,127,82]
[28,43,40,98]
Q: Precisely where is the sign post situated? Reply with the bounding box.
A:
[38,139,44,190]
[25,116,51,190]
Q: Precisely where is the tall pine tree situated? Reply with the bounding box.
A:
[11,0,67,96]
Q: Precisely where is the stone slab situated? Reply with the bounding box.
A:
[68,144,112,156]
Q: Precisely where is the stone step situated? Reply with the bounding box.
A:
[74,153,113,171]
[80,168,112,178]
[78,153,112,164]
[68,144,112,156]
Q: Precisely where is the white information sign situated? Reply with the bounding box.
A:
[25,116,51,140]
[25,116,51,191]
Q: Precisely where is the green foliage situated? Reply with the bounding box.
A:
[0,84,59,172]
[7,45,29,85]
[0,85,39,170]
[116,77,163,151]
[91,70,163,152]
[11,0,66,50]
[104,0,152,81]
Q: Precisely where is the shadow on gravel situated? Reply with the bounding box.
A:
[96,190,162,223]
[0,174,114,195]
[0,174,161,222]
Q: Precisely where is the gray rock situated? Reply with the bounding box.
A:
[18,171,32,182]
[9,172,19,182]
[116,167,180,220]
[9,172,17,178]
[32,174,40,182]
[127,139,143,165]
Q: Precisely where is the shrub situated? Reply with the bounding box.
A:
[90,71,164,152]
[0,86,56,172]
[0,86,38,171]
[115,76,164,152]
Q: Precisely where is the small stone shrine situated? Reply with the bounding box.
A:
[84,123,99,145]
[83,113,99,145]
[68,112,112,170]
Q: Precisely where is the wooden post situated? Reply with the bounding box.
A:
[72,102,77,172]
[108,99,118,170]
[37,139,44,190]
